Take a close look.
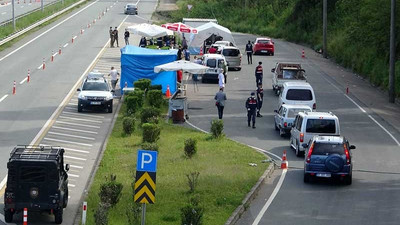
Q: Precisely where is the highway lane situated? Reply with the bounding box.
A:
[186,33,400,224]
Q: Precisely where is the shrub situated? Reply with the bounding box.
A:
[210,119,224,138]
[146,90,164,108]
[180,196,204,225]
[122,117,135,135]
[149,84,162,90]
[184,138,197,158]
[140,107,161,124]
[142,123,161,143]
[126,180,141,225]
[134,79,151,91]
[99,175,123,207]
[94,202,110,225]
[186,171,200,193]
[125,96,139,115]
[141,142,159,151]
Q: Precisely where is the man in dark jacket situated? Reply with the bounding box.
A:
[256,83,264,117]
[215,88,227,119]
[246,92,258,128]
[246,40,253,64]
[255,61,263,87]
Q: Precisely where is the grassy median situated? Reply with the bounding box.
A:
[84,104,269,225]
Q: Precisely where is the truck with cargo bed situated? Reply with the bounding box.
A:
[271,62,306,95]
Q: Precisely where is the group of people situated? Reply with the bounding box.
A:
[109,27,120,48]
[214,59,264,129]
[139,35,177,49]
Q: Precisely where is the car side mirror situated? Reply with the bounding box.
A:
[274,110,278,113]
[349,145,356,150]
[77,88,81,91]
[271,68,275,73]
[302,143,308,149]
[65,164,70,172]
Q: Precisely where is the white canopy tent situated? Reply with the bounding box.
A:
[126,23,173,38]
[188,22,235,55]
[154,60,209,74]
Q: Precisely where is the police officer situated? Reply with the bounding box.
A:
[246,92,258,128]
[246,40,253,64]
[256,83,264,117]
[255,61,263,87]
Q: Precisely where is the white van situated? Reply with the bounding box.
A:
[290,111,341,156]
[278,82,316,110]
[218,46,242,71]
[201,54,228,83]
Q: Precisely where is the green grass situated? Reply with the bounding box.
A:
[84,104,268,225]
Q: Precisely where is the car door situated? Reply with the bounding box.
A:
[280,107,287,128]
[290,115,300,146]
[274,106,282,127]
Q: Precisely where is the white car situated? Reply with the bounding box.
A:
[201,54,228,83]
[278,82,316,110]
[274,104,312,137]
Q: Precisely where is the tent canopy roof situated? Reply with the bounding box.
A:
[121,45,178,56]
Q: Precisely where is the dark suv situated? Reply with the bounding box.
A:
[303,136,356,185]
[4,146,69,224]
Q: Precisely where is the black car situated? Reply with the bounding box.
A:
[4,146,69,224]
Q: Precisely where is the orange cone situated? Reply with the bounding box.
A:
[199,46,203,55]
[12,80,16,95]
[59,45,62,55]
[301,49,305,58]
[51,51,54,62]
[166,85,171,98]
[27,69,30,83]
[281,150,288,169]
[42,58,45,70]
[23,208,27,225]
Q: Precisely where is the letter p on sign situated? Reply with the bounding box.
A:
[136,150,158,172]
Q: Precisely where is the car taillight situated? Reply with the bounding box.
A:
[306,143,314,163]
[300,133,304,142]
[313,103,316,110]
[344,144,350,164]
[284,122,287,127]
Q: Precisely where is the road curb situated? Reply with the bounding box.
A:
[224,162,276,225]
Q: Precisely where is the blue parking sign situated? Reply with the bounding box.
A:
[137,150,158,172]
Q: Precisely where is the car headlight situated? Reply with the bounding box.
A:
[79,95,87,100]
[105,95,113,100]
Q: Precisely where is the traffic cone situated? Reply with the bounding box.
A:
[199,46,203,55]
[42,58,45,70]
[280,150,288,169]
[346,83,349,95]
[59,45,62,55]
[51,51,54,62]
[301,49,305,58]
[80,27,83,34]
[12,81,16,95]
[166,85,171,98]
[23,208,27,225]
[27,69,30,82]
[72,35,74,43]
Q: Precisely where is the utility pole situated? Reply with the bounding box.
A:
[323,0,327,58]
[389,0,396,103]
[41,0,44,12]
[12,0,15,30]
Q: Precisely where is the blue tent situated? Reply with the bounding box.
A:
[120,46,178,94]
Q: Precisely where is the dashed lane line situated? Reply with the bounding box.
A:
[59,115,103,123]
[68,184,76,187]
[68,173,79,178]
[70,165,84,169]
[68,102,77,105]
[20,77,27,84]
[63,43,68,48]
[63,147,90,154]
[52,126,98,134]
[62,111,105,119]
[48,131,95,140]
[55,121,101,128]
[43,137,93,147]
[64,155,87,161]
[0,94,8,103]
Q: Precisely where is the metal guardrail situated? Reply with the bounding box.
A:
[0,0,61,27]
[0,0,86,46]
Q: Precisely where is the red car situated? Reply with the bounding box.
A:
[253,38,274,56]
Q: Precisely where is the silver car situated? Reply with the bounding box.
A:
[274,104,312,137]
[218,46,241,71]
[124,4,138,15]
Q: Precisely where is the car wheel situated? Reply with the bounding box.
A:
[4,209,13,223]
[274,122,279,131]
[54,209,63,224]
[295,144,302,157]
[304,173,310,183]
[78,105,83,112]
[344,174,352,185]
[202,78,206,83]
[272,52,274,56]
[107,106,113,113]
[279,128,285,137]
[63,188,68,208]
[237,67,241,71]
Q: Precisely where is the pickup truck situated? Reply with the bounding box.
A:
[271,63,306,95]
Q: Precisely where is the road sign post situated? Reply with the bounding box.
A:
[134,150,158,225]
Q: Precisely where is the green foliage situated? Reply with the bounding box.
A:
[125,96,140,115]
[146,90,164,108]
[210,119,224,139]
[94,203,110,225]
[99,175,123,207]
[142,123,161,143]
[184,138,197,158]
[180,196,204,225]
[149,84,162,90]
[140,107,161,124]
[134,79,151,91]
[122,117,135,135]
[141,142,159,151]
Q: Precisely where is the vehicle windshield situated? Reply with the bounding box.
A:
[258,40,271,44]
[20,166,46,182]
[288,108,311,117]
[222,49,240,57]
[312,143,344,155]
[127,4,136,8]
[206,59,216,68]
[286,89,313,100]
[306,119,336,133]
[82,82,109,91]
[282,70,298,79]
[217,59,225,68]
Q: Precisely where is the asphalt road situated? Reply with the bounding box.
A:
[186,33,400,224]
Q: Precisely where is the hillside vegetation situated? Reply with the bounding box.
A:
[171,0,400,97]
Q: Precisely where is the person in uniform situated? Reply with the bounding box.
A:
[246,92,258,128]
[255,61,263,86]
[246,40,253,64]
[256,83,264,117]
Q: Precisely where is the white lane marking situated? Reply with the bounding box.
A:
[55,121,101,128]
[20,5,23,8]
[1,12,6,15]
[344,94,367,113]
[0,0,99,63]
[0,94,8,103]
[73,35,77,40]
[37,64,43,70]
[63,43,68,48]
[52,126,98,134]
[62,111,105,119]
[63,147,90,154]
[185,120,209,134]
[52,52,58,57]
[43,137,93,147]
[0,175,7,191]
[48,131,95,140]
[59,115,103,123]
[368,115,400,146]
[68,173,79,178]
[68,102,77,105]
[68,184,76,187]
[20,77,27,84]
[252,169,287,225]
[64,155,87,161]
[70,165,84,169]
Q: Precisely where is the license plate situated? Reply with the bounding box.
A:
[316,173,331,178]
[261,50,268,53]
[90,101,101,105]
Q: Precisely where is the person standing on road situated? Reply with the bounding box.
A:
[218,69,225,90]
[108,66,119,92]
[246,92,258,128]
[256,83,264,117]
[246,40,253,64]
[255,61,263,86]
[109,27,115,47]
[182,36,188,50]
[124,29,130,45]
[113,27,119,47]
[177,45,183,60]
[215,88,227,119]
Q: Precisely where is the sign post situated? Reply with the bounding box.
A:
[134,150,158,225]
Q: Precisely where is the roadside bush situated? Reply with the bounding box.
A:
[146,90,164,108]
[142,123,161,143]
[210,119,224,139]
[99,175,123,207]
[149,84,162,90]
[134,79,151,91]
[141,142,159,151]
[125,96,139,115]
[140,107,161,124]
[184,138,197,158]
[122,117,135,135]
[94,202,110,225]
[180,196,204,225]
[126,180,141,225]
[186,171,200,193]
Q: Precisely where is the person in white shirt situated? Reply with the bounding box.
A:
[218,69,225,90]
[108,66,119,91]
